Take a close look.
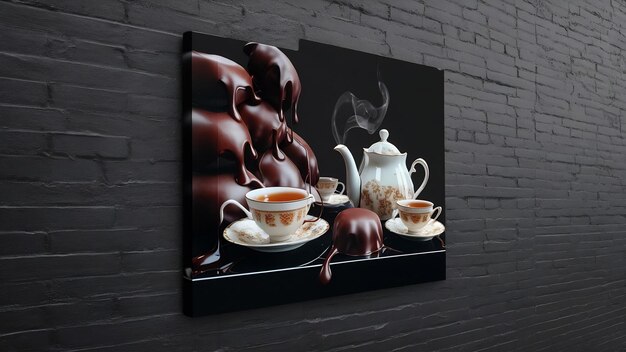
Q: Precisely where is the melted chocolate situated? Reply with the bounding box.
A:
[281,131,320,186]
[258,130,305,188]
[190,51,259,121]
[192,108,262,187]
[191,173,262,270]
[239,100,288,152]
[244,43,301,124]
[190,44,325,279]
[320,208,383,284]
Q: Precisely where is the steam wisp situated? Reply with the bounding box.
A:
[331,71,390,145]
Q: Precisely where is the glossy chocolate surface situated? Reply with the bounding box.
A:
[244,42,301,124]
[257,130,305,188]
[192,108,262,187]
[239,100,288,152]
[191,173,262,269]
[331,208,384,255]
[320,208,384,284]
[190,51,259,121]
[281,131,320,186]
[184,33,445,316]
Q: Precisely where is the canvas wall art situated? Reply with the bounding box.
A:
[182,32,445,316]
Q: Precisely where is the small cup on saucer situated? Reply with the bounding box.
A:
[315,177,345,202]
[395,199,442,233]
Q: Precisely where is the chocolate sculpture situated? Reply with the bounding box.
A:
[320,208,384,284]
[244,42,301,124]
[257,130,305,188]
[239,100,288,151]
[191,173,261,269]
[190,42,319,274]
[190,51,259,121]
[192,108,261,187]
[281,131,320,186]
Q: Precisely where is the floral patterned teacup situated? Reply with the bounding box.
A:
[395,199,442,233]
[220,187,316,242]
[316,177,345,202]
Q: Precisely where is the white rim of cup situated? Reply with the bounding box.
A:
[317,177,338,184]
[245,187,310,204]
[396,199,434,213]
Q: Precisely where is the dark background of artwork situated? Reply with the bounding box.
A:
[187,32,444,262]
[184,33,445,315]
[1,0,625,351]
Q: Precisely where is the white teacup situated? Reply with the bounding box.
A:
[220,187,316,242]
[395,199,442,233]
[315,177,345,202]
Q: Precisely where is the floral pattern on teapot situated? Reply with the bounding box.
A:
[361,180,407,219]
[335,129,430,220]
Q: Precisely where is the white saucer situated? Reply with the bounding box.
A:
[223,215,329,253]
[315,194,351,207]
[385,218,445,241]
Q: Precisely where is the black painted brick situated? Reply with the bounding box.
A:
[0,0,624,351]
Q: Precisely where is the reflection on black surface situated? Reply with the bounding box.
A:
[227,231,332,273]
[193,203,445,279]
[383,231,445,253]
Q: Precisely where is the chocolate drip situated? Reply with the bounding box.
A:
[258,130,305,188]
[191,173,262,270]
[192,108,262,187]
[244,43,301,125]
[320,208,383,284]
[239,100,288,152]
[281,131,320,186]
[189,43,322,279]
[319,247,338,285]
[190,51,259,121]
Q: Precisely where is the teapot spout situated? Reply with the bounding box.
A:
[334,144,361,207]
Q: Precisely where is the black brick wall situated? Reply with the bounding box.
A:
[1,1,625,351]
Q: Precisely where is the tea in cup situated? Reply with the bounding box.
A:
[220,187,316,242]
[315,177,345,202]
[395,199,442,233]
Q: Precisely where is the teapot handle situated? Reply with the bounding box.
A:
[409,158,429,199]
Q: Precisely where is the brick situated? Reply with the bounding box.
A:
[0,22,50,57]
[0,206,116,231]
[0,52,175,98]
[0,156,103,182]
[48,37,128,69]
[0,131,49,156]
[389,5,425,27]
[462,9,486,25]
[0,77,48,107]
[50,271,179,301]
[0,0,625,351]
[0,252,121,281]
[0,329,52,352]
[115,292,179,317]
[51,133,129,159]
[113,206,179,228]
[0,181,179,207]
[121,249,179,272]
[0,231,47,255]
[102,160,180,183]
[18,0,126,21]
[0,105,67,132]
[486,57,517,76]
[0,306,47,335]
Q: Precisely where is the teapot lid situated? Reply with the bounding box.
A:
[365,129,401,155]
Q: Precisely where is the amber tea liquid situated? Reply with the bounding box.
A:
[405,201,431,208]
[256,191,305,202]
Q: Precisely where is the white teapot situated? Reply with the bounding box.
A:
[334,129,429,220]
